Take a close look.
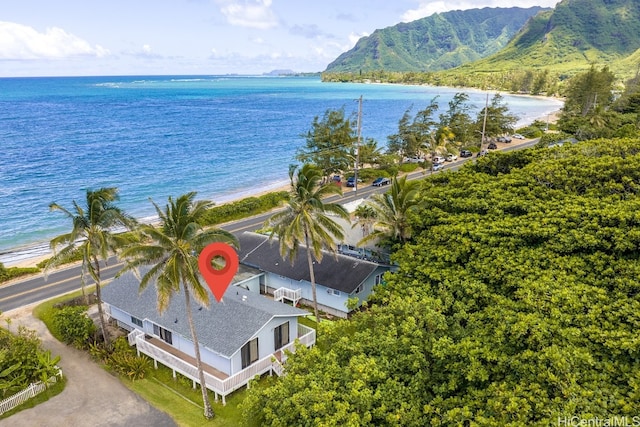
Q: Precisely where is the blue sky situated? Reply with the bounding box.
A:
[0,0,559,77]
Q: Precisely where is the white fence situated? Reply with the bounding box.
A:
[0,368,63,415]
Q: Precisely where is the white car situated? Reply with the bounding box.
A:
[446,154,458,162]
[403,156,424,163]
[512,133,525,139]
[432,163,444,171]
[432,156,446,164]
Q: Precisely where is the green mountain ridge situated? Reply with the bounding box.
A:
[326,0,640,81]
[464,0,640,76]
[325,6,549,73]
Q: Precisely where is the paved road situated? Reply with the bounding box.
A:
[5,303,177,427]
[0,138,540,313]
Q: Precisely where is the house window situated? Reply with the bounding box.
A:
[241,337,259,369]
[327,288,340,296]
[354,284,364,294]
[374,274,383,285]
[274,322,290,350]
[131,316,143,327]
[153,324,173,345]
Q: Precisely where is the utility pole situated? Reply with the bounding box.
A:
[354,95,362,194]
[480,92,489,150]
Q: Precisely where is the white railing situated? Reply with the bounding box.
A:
[129,322,316,404]
[274,287,302,305]
[271,357,285,376]
[280,324,316,363]
[127,328,143,346]
[0,368,63,415]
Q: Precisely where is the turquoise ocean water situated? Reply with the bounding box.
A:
[0,75,562,263]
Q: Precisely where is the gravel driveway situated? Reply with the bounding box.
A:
[4,304,177,427]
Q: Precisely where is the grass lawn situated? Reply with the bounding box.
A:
[123,364,276,427]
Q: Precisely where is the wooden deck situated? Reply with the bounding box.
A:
[145,336,229,379]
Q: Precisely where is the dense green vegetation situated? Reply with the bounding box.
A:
[325,7,547,73]
[324,0,640,92]
[242,138,640,425]
[0,323,61,398]
[0,263,39,283]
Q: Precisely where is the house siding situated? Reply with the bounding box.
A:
[229,316,299,374]
[106,304,233,375]
[261,265,389,317]
[106,303,303,377]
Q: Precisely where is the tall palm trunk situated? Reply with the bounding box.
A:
[305,231,320,325]
[92,256,110,347]
[183,281,214,419]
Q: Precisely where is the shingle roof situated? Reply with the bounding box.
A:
[236,231,381,294]
[102,268,307,358]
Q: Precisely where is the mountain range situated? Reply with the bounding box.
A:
[325,0,640,79]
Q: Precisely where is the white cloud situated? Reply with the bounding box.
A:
[349,31,369,47]
[0,22,109,59]
[218,0,278,29]
[401,1,561,22]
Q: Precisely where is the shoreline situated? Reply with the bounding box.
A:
[0,181,292,269]
[1,105,563,270]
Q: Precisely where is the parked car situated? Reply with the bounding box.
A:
[488,142,498,149]
[497,136,512,143]
[331,175,341,185]
[460,150,473,158]
[477,149,489,157]
[346,176,362,187]
[432,156,446,164]
[446,154,458,162]
[372,177,391,187]
[403,156,424,163]
[512,133,525,139]
[432,163,444,171]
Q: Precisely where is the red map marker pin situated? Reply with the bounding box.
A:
[198,242,239,302]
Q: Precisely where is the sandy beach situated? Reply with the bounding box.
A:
[1,108,562,271]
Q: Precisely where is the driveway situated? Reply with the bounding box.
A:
[4,304,176,427]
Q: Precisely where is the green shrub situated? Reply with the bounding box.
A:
[52,306,96,349]
[101,337,150,380]
[200,191,288,226]
[398,163,420,173]
[0,262,40,283]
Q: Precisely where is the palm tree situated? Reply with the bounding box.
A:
[265,164,348,323]
[118,192,237,420]
[356,176,421,247]
[48,187,136,347]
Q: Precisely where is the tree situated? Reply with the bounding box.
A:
[475,93,518,139]
[296,108,356,180]
[356,137,383,168]
[356,175,421,247]
[438,92,475,145]
[48,187,136,347]
[118,192,238,419]
[388,98,439,159]
[562,65,616,117]
[264,164,349,322]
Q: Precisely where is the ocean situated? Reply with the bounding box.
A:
[0,75,563,264]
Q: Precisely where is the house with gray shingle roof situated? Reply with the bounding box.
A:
[102,268,314,403]
[236,232,393,318]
